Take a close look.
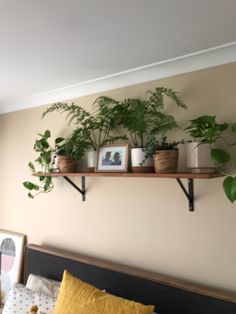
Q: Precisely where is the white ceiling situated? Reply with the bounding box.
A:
[1,0,236,113]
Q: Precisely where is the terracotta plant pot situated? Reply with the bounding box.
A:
[59,156,77,173]
[153,150,178,173]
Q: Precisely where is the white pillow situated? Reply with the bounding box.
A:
[2,284,56,314]
[26,273,61,299]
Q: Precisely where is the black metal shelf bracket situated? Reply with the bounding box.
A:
[60,175,194,209]
[63,176,86,201]
[176,178,194,211]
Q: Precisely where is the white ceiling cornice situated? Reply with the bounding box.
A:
[1,41,236,115]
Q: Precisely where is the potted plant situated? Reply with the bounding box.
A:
[23,130,62,198]
[184,115,230,173]
[184,115,236,203]
[42,97,126,171]
[116,87,187,172]
[56,128,91,172]
[114,98,155,172]
[212,123,236,204]
[144,136,184,173]
[23,129,90,198]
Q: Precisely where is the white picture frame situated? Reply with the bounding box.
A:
[96,144,129,172]
[0,230,25,305]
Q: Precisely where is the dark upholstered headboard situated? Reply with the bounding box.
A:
[24,244,236,314]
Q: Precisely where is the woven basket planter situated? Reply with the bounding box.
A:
[59,155,77,173]
[153,150,178,173]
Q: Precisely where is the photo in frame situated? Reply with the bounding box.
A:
[97,144,129,172]
[0,230,25,305]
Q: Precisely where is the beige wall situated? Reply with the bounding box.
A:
[1,62,236,292]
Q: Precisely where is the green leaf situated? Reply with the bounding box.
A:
[34,140,43,151]
[41,151,51,164]
[223,176,236,203]
[23,181,40,190]
[28,192,34,199]
[43,130,51,138]
[44,176,52,191]
[28,161,35,172]
[40,138,50,149]
[231,123,236,133]
[211,148,230,164]
[55,137,64,144]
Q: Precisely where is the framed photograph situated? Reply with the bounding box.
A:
[97,144,129,172]
[0,230,25,305]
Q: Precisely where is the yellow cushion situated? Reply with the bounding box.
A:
[53,270,155,314]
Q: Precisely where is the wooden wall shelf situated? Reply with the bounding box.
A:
[35,172,221,179]
[34,172,222,211]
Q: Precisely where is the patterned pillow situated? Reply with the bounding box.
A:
[26,274,61,299]
[2,284,56,314]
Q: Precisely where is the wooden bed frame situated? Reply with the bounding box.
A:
[24,244,236,314]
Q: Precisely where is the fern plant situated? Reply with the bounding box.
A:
[42,97,126,151]
[115,87,187,148]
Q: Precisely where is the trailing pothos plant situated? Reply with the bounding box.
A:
[23,130,61,198]
[23,129,90,198]
[212,123,236,204]
[115,87,187,148]
[185,115,236,203]
[42,96,126,151]
[184,115,230,164]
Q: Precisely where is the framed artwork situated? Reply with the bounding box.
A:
[97,144,129,172]
[0,230,25,305]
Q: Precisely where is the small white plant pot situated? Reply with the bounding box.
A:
[131,148,154,173]
[50,150,60,172]
[186,142,215,173]
[87,150,97,172]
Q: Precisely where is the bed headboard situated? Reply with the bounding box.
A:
[24,244,236,314]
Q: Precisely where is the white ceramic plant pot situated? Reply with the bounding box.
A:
[186,142,215,173]
[131,148,154,173]
[50,150,60,172]
[87,150,97,172]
